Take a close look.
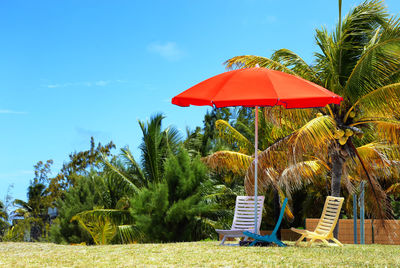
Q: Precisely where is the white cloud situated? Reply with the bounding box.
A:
[95,80,109,86]
[0,109,26,114]
[147,41,185,61]
[45,80,124,89]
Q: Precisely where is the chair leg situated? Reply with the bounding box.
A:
[307,238,315,247]
[331,238,343,247]
[322,239,330,246]
[295,234,305,246]
[220,236,227,246]
[274,239,287,247]
[249,240,257,246]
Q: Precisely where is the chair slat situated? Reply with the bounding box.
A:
[216,195,265,245]
[291,196,344,247]
[237,200,264,204]
[325,211,337,217]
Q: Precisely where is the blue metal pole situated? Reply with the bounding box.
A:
[353,194,358,244]
[360,181,365,244]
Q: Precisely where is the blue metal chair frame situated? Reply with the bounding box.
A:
[243,198,288,247]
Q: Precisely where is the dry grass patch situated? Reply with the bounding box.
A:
[0,241,399,267]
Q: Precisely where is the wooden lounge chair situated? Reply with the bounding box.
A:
[215,196,265,246]
[291,196,344,247]
[243,197,288,247]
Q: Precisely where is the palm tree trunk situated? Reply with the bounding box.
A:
[331,150,344,197]
[330,148,345,238]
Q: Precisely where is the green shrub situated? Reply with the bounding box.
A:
[129,148,217,242]
[49,176,104,244]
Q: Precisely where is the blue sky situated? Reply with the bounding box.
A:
[1,0,399,202]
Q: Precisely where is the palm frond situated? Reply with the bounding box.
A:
[71,211,120,245]
[102,154,140,194]
[289,115,336,158]
[204,184,244,200]
[346,39,400,101]
[271,49,320,83]
[314,28,340,91]
[232,120,254,140]
[245,134,294,195]
[72,209,132,225]
[224,55,297,75]
[336,0,388,86]
[348,140,391,220]
[374,119,400,145]
[118,225,144,244]
[279,160,329,194]
[13,199,30,209]
[386,183,400,196]
[120,147,146,183]
[352,118,400,144]
[313,0,389,97]
[352,82,400,121]
[345,83,400,122]
[138,113,181,183]
[203,151,253,176]
[215,120,253,154]
[138,114,164,182]
[245,166,279,196]
[164,126,182,153]
[345,17,400,102]
[346,142,394,181]
[263,106,316,131]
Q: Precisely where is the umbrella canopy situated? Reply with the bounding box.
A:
[172,68,343,108]
[171,67,343,233]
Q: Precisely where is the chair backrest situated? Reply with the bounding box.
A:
[315,196,344,235]
[231,196,265,233]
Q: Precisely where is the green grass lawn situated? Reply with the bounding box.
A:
[0,241,399,267]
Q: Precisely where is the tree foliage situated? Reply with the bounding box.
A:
[129,147,218,242]
[49,175,105,244]
[0,200,9,239]
[223,0,400,221]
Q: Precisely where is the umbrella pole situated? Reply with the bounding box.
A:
[254,106,259,233]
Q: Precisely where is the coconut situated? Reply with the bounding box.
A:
[339,136,348,145]
[345,129,353,137]
[316,112,323,117]
[335,129,345,137]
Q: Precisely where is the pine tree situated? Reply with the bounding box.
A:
[129,147,218,242]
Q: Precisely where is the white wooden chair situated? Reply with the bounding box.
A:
[215,196,265,245]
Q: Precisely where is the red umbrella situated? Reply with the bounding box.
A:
[172,67,343,232]
[172,68,342,108]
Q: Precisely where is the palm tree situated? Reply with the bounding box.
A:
[12,183,50,241]
[204,109,298,229]
[204,110,287,191]
[223,0,400,220]
[71,113,183,243]
[0,200,9,239]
